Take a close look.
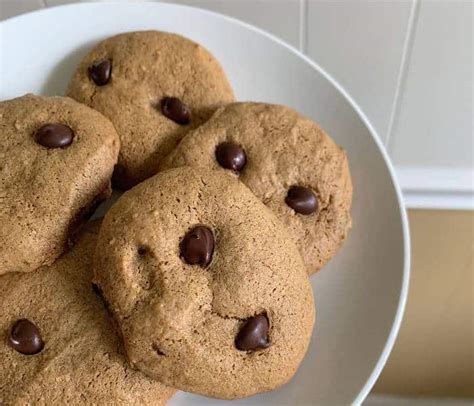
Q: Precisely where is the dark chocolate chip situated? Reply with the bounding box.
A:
[235,314,270,351]
[215,142,247,171]
[88,59,112,86]
[34,124,74,148]
[285,186,318,215]
[161,97,191,125]
[180,225,214,267]
[8,319,44,355]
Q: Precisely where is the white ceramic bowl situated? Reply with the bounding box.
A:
[0,2,410,404]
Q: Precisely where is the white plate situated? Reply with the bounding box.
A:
[0,2,410,405]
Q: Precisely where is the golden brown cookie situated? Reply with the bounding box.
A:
[160,102,353,274]
[67,31,235,189]
[0,94,119,276]
[0,223,175,405]
[93,167,315,399]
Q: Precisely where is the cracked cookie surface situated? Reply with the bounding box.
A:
[160,102,353,274]
[0,223,175,405]
[93,167,315,399]
[67,31,235,189]
[0,94,119,275]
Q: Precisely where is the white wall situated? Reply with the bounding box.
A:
[1,0,472,209]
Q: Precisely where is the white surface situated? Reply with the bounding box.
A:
[1,0,472,210]
[44,0,302,47]
[0,2,410,405]
[397,166,474,210]
[160,0,301,48]
[306,0,413,144]
[389,0,473,168]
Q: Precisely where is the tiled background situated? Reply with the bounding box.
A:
[1,0,473,402]
[1,0,472,210]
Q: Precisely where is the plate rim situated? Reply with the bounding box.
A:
[0,2,411,404]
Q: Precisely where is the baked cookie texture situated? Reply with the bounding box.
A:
[160,102,353,274]
[0,223,175,405]
[0,94,119,275]
[93,167,315,399]
[67,30,235,189]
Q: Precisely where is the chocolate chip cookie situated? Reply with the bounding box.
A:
[67,31,235,189]
[93,167,315,399]
[160,102,353,274]
[0,223,175,405]
[0,94,119,275]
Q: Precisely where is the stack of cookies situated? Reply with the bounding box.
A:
[0,31,352,404]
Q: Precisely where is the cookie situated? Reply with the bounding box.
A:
[67,30,235,189]
[0,94,119,275]
[160,102,353,274]
[0,223,175,405]
[93,167,315,399]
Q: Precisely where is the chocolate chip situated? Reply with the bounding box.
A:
[88,59,112,86]
[235,314,270,351]
[285,186,318,215]
[8,319,44,355]
[215,142,247,171]
[161,97,191,125]
[180,226,214,267]
[34,124,74,148]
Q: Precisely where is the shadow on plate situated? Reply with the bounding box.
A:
[40,40,98,96]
